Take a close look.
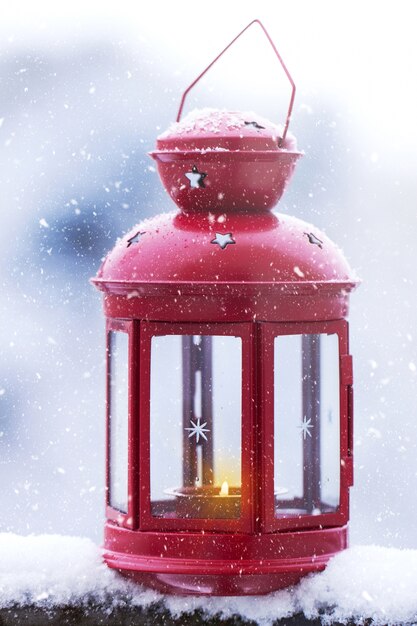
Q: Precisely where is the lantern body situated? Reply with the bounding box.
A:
[93,121,357,592]
[91,16,359,586]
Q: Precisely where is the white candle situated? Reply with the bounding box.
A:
[219,481,229,496]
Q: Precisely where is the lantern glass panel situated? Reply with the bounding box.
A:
[274,333,340,517]
[108,331,129,513]
[150,334,242,519]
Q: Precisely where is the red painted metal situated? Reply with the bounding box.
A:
[151,108,301,214]
[94,212,354,294]
[92,21,359,596]
[103,523,348,595]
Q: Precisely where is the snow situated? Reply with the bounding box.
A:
[1,534,417,625]
[159,108,257,135]
[0,534,158,610]
[158,107,298,151]
[168,546,417,625]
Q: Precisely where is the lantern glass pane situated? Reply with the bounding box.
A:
[274,333,340,517]
[109,331,129,513]
[150,334,242,519]
[320,334,341,505]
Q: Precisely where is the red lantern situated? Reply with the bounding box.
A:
[92,20,358,596]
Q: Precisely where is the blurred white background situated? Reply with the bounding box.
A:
[1,0,417,547]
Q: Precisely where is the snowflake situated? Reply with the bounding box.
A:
[299,416,314,440]
[185,417,210,443]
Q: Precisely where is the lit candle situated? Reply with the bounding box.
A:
[167,480,240,518]
[219,481,229,496]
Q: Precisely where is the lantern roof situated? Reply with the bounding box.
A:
[93,209,358,296]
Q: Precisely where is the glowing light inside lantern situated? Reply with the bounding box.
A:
[219,481,229,496]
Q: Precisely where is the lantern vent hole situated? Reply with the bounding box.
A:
[304,232,323,248]
[244,121,265,130]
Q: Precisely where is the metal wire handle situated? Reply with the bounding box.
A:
[176,19,296,146]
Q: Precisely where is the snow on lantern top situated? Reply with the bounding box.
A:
[150,108,302,213]
[156,108,298,151]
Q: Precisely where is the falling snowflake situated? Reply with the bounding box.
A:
[299,416,314,440]
[185,417,210,443]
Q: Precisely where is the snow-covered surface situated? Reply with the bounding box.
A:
[158,108,270,135]
[0,534,159,611]
[158,108,298,151]
[1,534,417,625]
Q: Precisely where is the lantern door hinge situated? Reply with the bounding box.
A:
[340,354,353,386]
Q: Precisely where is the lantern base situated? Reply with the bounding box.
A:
[103,522,348,595]
[122,569,313,596]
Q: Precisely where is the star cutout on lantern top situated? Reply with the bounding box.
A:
[304,232,323,249]
[299,417,314,440]
[244,120,265,130]
[185,417,210,444]
[211,232,236,250]
[185,165,207,189]
[127,231,145,247]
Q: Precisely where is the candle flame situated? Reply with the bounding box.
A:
[219,481,229,496]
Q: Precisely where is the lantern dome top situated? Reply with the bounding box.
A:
[150,109,302,214]
[93,209,358,298]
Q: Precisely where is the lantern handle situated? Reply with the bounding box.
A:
[176,19,296,146]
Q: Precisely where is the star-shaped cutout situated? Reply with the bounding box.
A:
[127,231,145,247]
[185,165,207,189]
[211,232,236,250]
[185,417,210,444]
[299,417,314,440]
[304,232,323,249]
[244,121,265,130]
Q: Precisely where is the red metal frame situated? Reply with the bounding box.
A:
[138,321,254,533]
[103,523,348,595]
[105,318,353,536]
[102,318,352,595]
[259,319,352,533]
[105,318,139,530]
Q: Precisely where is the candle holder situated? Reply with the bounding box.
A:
[165,485,241,519]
